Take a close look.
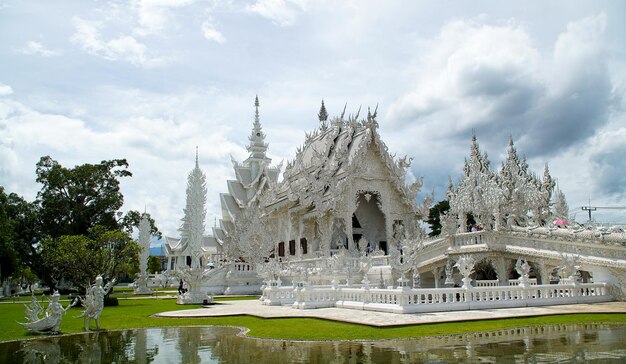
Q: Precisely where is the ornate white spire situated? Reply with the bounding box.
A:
[179,151,207,269]
[138,213,151,275]
[247,95,269,159]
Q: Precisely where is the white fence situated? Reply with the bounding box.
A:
[262,282,611,313]
[475,279,538,287]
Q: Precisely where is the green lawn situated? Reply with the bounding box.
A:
[1,297,625,343]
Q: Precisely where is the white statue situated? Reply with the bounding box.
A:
[24,294,43,322]
[444,259,455,287]
[559,254,580,284]
[515,257,532,287]
[455,255,476,289]
[19,291,76,334]
[77,275,116,331]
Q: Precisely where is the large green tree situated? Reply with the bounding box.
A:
[2,156,161,291]
[0,187,18,281]
[40,227,141,292]
[35,156,132,237]
[0,187,41,281]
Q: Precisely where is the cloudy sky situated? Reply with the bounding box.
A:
[1,0,625,242]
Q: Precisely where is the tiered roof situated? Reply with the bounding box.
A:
[211,97,281,248]
[265,103,423,216]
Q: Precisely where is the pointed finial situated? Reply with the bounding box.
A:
[247,95,268,157]
[367,104,379,121]
[254,95,260,125]
[318,99,328,122]
[340,103,347,119]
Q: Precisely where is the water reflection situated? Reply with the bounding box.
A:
[1,323,625,363]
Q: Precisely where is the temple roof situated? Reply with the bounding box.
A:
[266,105,421,215]
[163,235,222,255]
[205,96,281,250]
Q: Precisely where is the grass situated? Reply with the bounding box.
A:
[1,297,625,343]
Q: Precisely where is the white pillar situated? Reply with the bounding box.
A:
[433,267,442,288]
[346,212,354,252]
[297,215,303,257]
[285,209,292,257]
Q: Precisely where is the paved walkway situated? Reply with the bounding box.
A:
[155,300,626,327]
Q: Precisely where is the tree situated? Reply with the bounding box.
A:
[0,186,18,281]
[35,156,132,237]
[0,187,42,282]
[32,156,162,290]
[147,256,162,274]
[3,157,162,292]
[121,210,162,240]
[40,228,140,292]
[426,200,450,237]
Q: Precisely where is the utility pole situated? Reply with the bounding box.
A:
[581,205,626,222]
[581,206,596,221]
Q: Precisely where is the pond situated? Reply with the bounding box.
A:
[1,323,625,363]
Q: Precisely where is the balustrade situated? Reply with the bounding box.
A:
[261,282,611,313]
[232,263,255,272]
[509,278,537,286]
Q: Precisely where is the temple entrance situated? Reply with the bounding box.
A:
[353,191,387,252]
[379,241,388,255]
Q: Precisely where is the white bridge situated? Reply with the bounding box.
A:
[264,282,609,314]
[261,227,625,313]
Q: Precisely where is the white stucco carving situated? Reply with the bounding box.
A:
[77,275,115,331]
[19,292,76,334]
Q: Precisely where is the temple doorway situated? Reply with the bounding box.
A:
[353,191,387,252]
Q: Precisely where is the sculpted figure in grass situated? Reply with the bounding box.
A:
[19,291,76,334]
[77,275,116,331]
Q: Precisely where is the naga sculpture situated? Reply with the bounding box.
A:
[77,275,116,331]
[19,291,76,334]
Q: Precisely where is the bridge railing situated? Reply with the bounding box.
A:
[450,231,494,248]
[262,286,296,306]
[264,282,611,313]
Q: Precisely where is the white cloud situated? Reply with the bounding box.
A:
[2,2,625,229]
[16,41,60,57]
[551,13,607,96]
[383,13,623,223]
[389,19,541,131]
[70,16,168,67]
[0,87,257,237]
[201,18,226,43]
[389,14,613,156]
[0,83,13,96]
[134,0,195,36]
[246,0,306,27]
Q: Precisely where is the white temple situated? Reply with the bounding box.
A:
[164,97,626,309]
